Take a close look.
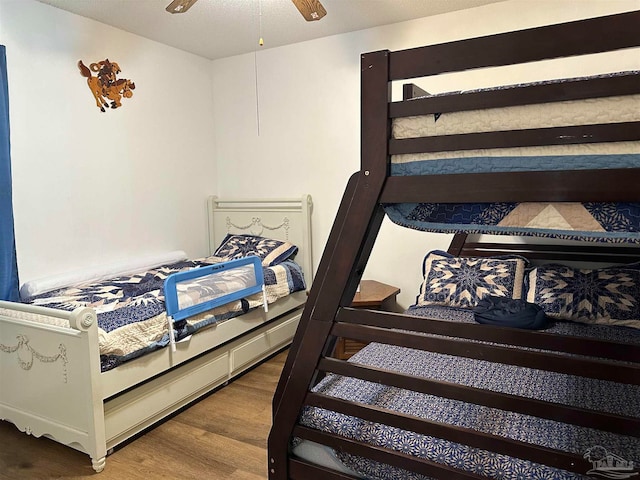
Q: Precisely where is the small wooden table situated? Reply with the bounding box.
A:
[334,280,400,359]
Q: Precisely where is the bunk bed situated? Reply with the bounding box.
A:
[268,11,640,480]
[0,195,313,472]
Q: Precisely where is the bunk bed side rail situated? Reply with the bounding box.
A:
[388,11,640,80]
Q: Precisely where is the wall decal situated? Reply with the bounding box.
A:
[78,59,135,112]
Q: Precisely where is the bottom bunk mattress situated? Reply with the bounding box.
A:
[15,257,306,372]
[295,306,640,480]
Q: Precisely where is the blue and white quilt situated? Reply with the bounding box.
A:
[24,257,306,371]
[298,306,640,480]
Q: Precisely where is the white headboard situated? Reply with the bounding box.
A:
[207,195,314,286]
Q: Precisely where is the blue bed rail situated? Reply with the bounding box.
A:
[164,255,267,350]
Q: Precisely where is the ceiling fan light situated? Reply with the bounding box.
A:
[166,0,199,14]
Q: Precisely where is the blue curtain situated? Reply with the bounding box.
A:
[0,45,19,301]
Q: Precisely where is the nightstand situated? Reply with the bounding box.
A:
[334,280,400,359]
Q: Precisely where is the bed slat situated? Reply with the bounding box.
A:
[318,358,640,437]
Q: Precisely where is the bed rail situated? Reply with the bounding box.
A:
[387,11,640,81]
[0,300,97,330]
[166,256,267,318]
[164,255,268,351]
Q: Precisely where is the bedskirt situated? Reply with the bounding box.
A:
[296,306,640,480]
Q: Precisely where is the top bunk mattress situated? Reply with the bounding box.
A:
[385,72,640,242]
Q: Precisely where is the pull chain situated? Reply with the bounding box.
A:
[254,0,263,136]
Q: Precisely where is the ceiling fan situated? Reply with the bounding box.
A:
[166,0,327,21]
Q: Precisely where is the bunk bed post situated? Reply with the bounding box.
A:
[268,50,391,479]
[447,233,469,256]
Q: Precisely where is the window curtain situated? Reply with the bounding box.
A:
[0,45,19,301]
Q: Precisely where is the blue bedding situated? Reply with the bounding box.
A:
[384,200,640,243]
[386,153,640,243]
[25,258,306,371]
[298,306,640,479]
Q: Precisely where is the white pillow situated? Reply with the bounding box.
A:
[20,250,188,299]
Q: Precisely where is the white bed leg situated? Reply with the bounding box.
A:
[92,455,106,473]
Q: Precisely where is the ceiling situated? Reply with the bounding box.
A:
[36,0,505,60]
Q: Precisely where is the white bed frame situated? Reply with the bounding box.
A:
[0,195,313,472]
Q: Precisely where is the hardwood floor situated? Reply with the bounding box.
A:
[0,350,288,480]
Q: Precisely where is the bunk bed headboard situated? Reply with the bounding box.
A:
[207,195,314,286]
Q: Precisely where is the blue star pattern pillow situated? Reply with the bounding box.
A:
[417,250,527,309]
[212,234,298,267]
[526,264,640,329]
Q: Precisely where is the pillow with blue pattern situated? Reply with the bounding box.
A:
[526,264,640,329]
[212,234,298,267]
[417,250,527,309]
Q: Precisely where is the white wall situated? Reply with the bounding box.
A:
[211,0,640,309]
[2,0,638,307]
[1,0,216,284]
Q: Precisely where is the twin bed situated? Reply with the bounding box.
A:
[269,11,640,480]
[0,195,313,472]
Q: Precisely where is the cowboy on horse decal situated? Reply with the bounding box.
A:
[78,59,135,112]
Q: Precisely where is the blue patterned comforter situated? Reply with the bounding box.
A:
[386,155,640,243]
[384,199,640,244]
[298,306,640,479]
[24,258,306,371]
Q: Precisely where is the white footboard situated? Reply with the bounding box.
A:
[0,301,107,472]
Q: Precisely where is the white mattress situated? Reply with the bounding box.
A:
[391,91,640,165]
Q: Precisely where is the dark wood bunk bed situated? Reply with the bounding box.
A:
[269,11,640,480]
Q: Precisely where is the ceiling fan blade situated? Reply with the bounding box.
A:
[291,0,327,21]
[166,0,199,14]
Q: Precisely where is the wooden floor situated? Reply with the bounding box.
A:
[0,349,288,480]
